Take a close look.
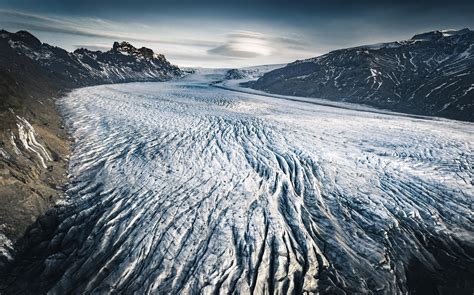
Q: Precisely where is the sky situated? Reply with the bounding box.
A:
[0,0,473,68]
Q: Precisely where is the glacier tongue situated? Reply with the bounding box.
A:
[2,72,473,294]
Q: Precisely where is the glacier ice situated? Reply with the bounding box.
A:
[1,72,473,294]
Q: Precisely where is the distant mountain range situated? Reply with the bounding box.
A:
[249,29,474,121]
[0,30,182,88]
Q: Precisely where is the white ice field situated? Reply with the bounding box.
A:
[37,70,473,293]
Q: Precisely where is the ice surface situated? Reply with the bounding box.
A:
[5,71,473,293]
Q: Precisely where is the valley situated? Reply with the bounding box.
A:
[2,71,472,294]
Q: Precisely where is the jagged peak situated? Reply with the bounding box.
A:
[110,41,161,59]
[112,41,136,52]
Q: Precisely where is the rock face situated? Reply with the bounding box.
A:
[0,30,182,265]
[250,29,474,121]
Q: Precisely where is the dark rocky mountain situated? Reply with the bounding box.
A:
[1,30,182,87]
[250,29,474,121]
[0,30,182,264]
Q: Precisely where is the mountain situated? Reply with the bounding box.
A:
[0,30,182,263]
[1,30,182,87]
[249,28,474,121]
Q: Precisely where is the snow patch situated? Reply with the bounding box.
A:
[16,116,52,168]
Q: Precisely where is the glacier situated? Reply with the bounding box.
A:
[1,71,473,294]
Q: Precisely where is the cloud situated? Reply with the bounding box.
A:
[0,9,219,48]
[207,30,312,59]
[208,44,262,58]
[226,32,309,49]
[207,31,274,58]
[0,9,319,67]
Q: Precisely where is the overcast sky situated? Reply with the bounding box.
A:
[0,0,473,67]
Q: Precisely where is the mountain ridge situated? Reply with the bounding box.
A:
[249,28,474,121]
[1,29,182,87]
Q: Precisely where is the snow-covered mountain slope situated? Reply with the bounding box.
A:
[2,72,472,294]
[0,30,182,87]
[250,28,474,121]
